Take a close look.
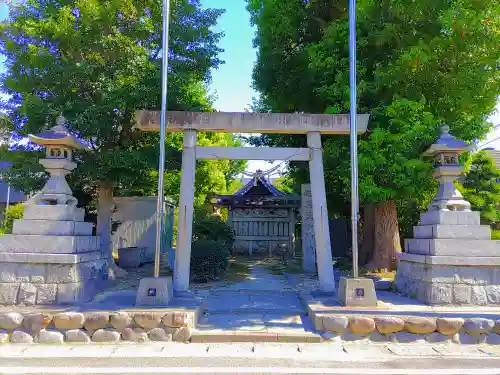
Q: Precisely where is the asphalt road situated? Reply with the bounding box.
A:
[1,343,500,375]
[1,355,500,374]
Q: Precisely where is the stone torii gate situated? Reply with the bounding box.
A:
[135,111,369,293]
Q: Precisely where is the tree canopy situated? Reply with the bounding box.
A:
[248,0,499,204]
[0,0,245,202]
[247,0,500,268]
[462,150,500,226]
[0,0,246,269]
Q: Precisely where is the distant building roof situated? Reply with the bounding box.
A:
[0,161,26,204]
[485,149,500,169]
[235,170,285,197]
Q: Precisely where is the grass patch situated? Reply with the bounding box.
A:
[224,258,252,283]
[363,269,396,281]
[283,262,303,274]
[266,260,303,276]
[334,264,397,281]
[267,263,285,276]
[492,230,500,240]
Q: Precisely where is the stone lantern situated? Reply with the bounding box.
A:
[0,116,108,306]
[395,125,500,306]
[422,125,471,212]
[28,116,84,206]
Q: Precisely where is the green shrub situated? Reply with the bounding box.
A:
[2,203,24,234]
[189,207,233,283]
[190,240,229,283]
[192,207,234,246]
[493,230,500,240]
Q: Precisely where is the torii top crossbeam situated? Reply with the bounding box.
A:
[135,110,369,135]
[136,108,370,294]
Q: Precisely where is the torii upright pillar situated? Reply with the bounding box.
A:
[308,131,336,292]
[134,111,370,294]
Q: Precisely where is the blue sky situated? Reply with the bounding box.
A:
[0,1,498,153]
[200,0,257,112]
[0,4,7,74]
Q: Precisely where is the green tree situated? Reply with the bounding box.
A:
[462,151,500,226]
[247,0,500,269]
[0,0,241,273]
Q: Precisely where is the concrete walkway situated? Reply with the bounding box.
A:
[195,262,319,342]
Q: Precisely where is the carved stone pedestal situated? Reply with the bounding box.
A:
[396,211,500,305]
[0,205,108,305]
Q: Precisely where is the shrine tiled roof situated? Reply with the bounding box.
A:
[235,172,286,197]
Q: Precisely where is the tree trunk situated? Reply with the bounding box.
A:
[96,182,126,279]
[366,200,401,271]
[360,203,376,266]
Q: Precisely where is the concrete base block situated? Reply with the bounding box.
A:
[0,202,106,306]
[337,277,377,307]
[405,238,500,256]
[0,256,108,305]
[57,281,104,305]
[13,220,93,236]
[23,205,85,222]
[136,277,173,307]
[396,259,500,305]
[0,235,100,254]
[414,225,491,240]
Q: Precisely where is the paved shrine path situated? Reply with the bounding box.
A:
[196,261,318,337]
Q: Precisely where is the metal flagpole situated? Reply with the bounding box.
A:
[349,0,359,278]
[154,0,171,278]
[6,184,10,211]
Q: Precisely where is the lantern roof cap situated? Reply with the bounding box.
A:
[423,125,470,156]
[29,115,84,149]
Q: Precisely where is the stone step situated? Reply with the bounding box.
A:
[208,289,298,297]
[420,211,481,226]
[0,235,100,254]
[205,307,306,315]
[405,238,500,256]
[13,219,93,236]
[23,205,85,222]
[195,313,320,343]
[413,224,491,240]
[202,292,306,315]
[190,330,321,343]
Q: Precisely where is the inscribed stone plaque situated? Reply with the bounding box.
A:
[301,184,316,273]
[329,219,350,258]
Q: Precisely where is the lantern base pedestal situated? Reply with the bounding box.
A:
[337,277,378,307]
[396,254,500,305]
[136,277,173,307]
[396,210,500,305]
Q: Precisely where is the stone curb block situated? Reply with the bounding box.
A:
[375,317,405,335]
[0,309,192,344]
[463,318,494,335]
[319,315,500,343]
[348,317,375,336]
[3,309,500,345]
[404,317,437,334]
[0,312,23,330]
